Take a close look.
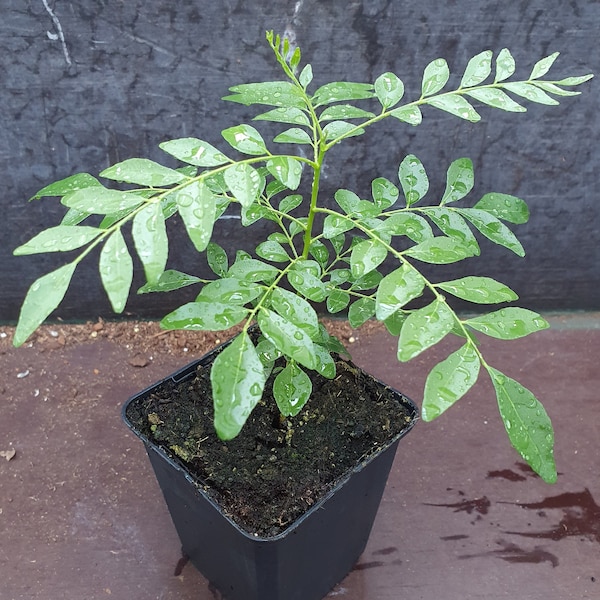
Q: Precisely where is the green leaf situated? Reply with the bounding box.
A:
[273,128,313,144]
[266,157,303,190]
[380,213,434,243]
[383,310,407,336]
[269,287,319,337]
[422,344,480,420]
[287,270,327,302]
[62,187,146,215]
[159,138,229,167]
[13,262,77,347]
[100,158,186,187]
[398,300,455,362]
[441,158,474,205]
[172,181,216,252]
[309,240,329,267]
[222,124,269,156]
[375,72,405,108]
[279,194,303,213]
[323,121,365,141]
[375,265,424,321]
[241,204,272,226]
[313,344,337,379]
[211,332,266,440]
[350,239,388,278]
[197,278,262,305]
[327,289,350,314]
[554,74,594,86]
[389,105,423,126]
[426,95,481,122]
[60,208,89,226]
[224,164,262,208]
[256,240,289,262]
[466,308,549,340]
[299,64,313,88]
[31,173,101,200]
[530,52,560,79]
[206,242,228,277]
[14,226,102,255]
[273,362,312,417]
[473,193,529,224]
[530,82,581,97]
[312,82,375,107]
[99,230,132,312]
[223,81,307,109]
[420,207,480,254]
[334,189,380,217]
[351,269,383,292]
[138,269,201,294]
[495,48,516,82]
[421,58,449,96]
[258,308,316,370]
[371,177,399,209]
[458,208,524,256]
[404,236,477,264]
[398,154,429,206]
[488,367,556,483]
[437,276,518,304]
[161,299,248,331]
[348,297,376,328]
[460,50,493,87]
[254,106,311,127]
[132,202,168,284]
[465,88,527,112]
[227,258,279,283]
[502,83,559,105]
[319,105,375,121]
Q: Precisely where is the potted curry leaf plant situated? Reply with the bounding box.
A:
[13,31,592,600]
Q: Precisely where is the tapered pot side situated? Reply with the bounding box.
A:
[122,340,418,600]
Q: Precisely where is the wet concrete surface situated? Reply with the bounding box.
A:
[1,313,599,599]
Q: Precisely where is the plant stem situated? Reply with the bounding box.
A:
[301,146,326,259]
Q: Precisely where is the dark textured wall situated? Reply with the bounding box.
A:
[2,0,599,322]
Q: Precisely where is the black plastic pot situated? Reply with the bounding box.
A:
[122,343,418,600]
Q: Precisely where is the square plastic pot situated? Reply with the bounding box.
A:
[123,345,418,600]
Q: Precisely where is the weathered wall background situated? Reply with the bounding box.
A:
[2,0,598,322]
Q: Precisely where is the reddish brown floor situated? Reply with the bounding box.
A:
[1,313,599,600]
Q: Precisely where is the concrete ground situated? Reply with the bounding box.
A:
[1,313,599,600]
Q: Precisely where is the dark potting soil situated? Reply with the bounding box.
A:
[126,354,415,537]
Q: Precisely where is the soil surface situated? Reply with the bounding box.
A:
[125,333,416,537]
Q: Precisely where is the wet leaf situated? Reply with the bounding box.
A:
[266,157,303,190]
[375,265,424,321]
[334,189,380,217]
[159,138,229,167]
[13,262,77,347]
[426,95,481,122]
[383,310,407,336]
[299,64,313,88]
[30,173,101,200]
[256,240,289,262]
[348,297,376,328]
[100,158,187,187]
[224,164,262,208]
[227,258,279,283]
[375,72,405,108]
[258,308,316,370]
[441,158,474,205]
[495,48,516,82]
[224,81,307,109]
[100,230,133,312]
[458,208,524,256]
[312,82,375,107]
[273,127,313,144]
[379,213,433,243]
[420,207,480,254]
[473,193,529,224]
[389,105,422,126]
[466,308,549,340]
[211,332,266,440]
[197,278,262,305]
[254,106,311,126]
[529,52,560,79]
[14,226,101,255]
[465,88,526,112]
[319,105,375,121]
[161,299,248,331]
[437,276,518,304]
[404,236,477,264]
[397,299,455,361]
[323,120,365,141]
[503,83,559,106]
[273,362,312,416]
[371,177,399,209]
[398,154,429,206]
[422,344,480,420]
[422,58,449,96]
[326,289,350,314]
[172,181,216,252]
[222,124,269,156]
[287,270,327,302]
[132,203,168,284]
[460,51,493,88]
[488,367,556,483]
[206,242,228,277]
[62,187,146,215]
[269,287,319,337]
[138,269,201,293]
[350,239,388,278]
